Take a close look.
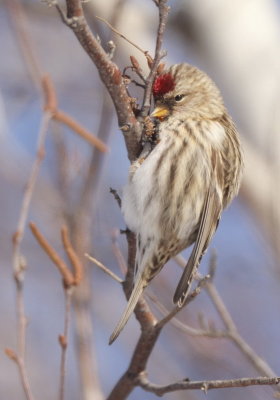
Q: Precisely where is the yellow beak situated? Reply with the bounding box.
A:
[150,105,170,120]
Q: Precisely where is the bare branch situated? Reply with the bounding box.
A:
[129,56,146,83]
[58,288,72,400]
[53,110,108,152]
[111,229,128,276]
[96,15,149,57]
[85,253,123,283]
[61,226,84,285]
[146,291,226,337]
[57,0,142,162]
[107,324,161,400]
[5,347,35,400]
[140,0,170,116]
[29,222,74,288]
[10,104,50,400]
[229,330,278,379]
[157,274,210,329]
[41,74,58,111]
[6,0,42,88]
[12,111,50,251]
[138,374,280,396]
[41,74,108,152]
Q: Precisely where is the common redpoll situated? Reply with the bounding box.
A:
[109,63,243,344]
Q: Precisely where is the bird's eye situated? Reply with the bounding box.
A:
[174,94,185,102]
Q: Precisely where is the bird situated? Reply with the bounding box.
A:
[109,63,243,344]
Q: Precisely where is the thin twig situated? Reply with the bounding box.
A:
[129,56,147,83]
[230,331,278,378]
[5,348,35,400]
[96,15,149,56]
[61,225,83,285]
[13,257,27,363]
[29,222,74,287]
[10,109,51,400]
[41,75,108,153]
[204,281,238,333]
[140,0,169,116]
[138,374,280,396]
[6,0,42,88]
[156,275,209,329]
[12,111,51,251]
[54,110,108,152]
[111,229,128,276]
[42,74,58,111]
[85,253,123,283]
[146,291,226,337]
[58,288,72,400]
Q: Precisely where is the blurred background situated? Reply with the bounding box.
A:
[1,0,280,399]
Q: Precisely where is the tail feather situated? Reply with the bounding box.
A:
[109,277,145,345]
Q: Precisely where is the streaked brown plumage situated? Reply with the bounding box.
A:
[109,63,243,344]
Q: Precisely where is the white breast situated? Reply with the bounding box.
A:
[121,122,211,245]
[121,136,172,236]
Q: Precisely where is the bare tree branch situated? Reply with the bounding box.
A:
[54,110,108,152]
[29,222,75,288]
[5,0,42,88]
[42,74,108,152]
[107,324,161,400]
[96,15,149,56]
[57,0,142,162]
[140,0,169,116]
[5,347,35,400]
[9,107,51,400]
[85,253,123,283]
[156,274,210,329]
[138,374,280,396]
[146,291,225,337]
[61,226,84,285]
[58,288,72,400]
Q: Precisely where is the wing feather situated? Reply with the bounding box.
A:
[173,150,223,305]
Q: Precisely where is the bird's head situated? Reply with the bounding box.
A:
[151,63,225,121]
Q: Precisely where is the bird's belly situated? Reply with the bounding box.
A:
[122,140,210,245]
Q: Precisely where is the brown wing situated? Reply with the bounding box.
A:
[173,150,223,305]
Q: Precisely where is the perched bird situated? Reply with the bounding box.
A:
[109,63,243,344]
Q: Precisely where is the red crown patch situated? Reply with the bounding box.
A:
[152,73,175,97]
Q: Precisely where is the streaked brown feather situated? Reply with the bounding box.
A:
[173,149,223,304]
